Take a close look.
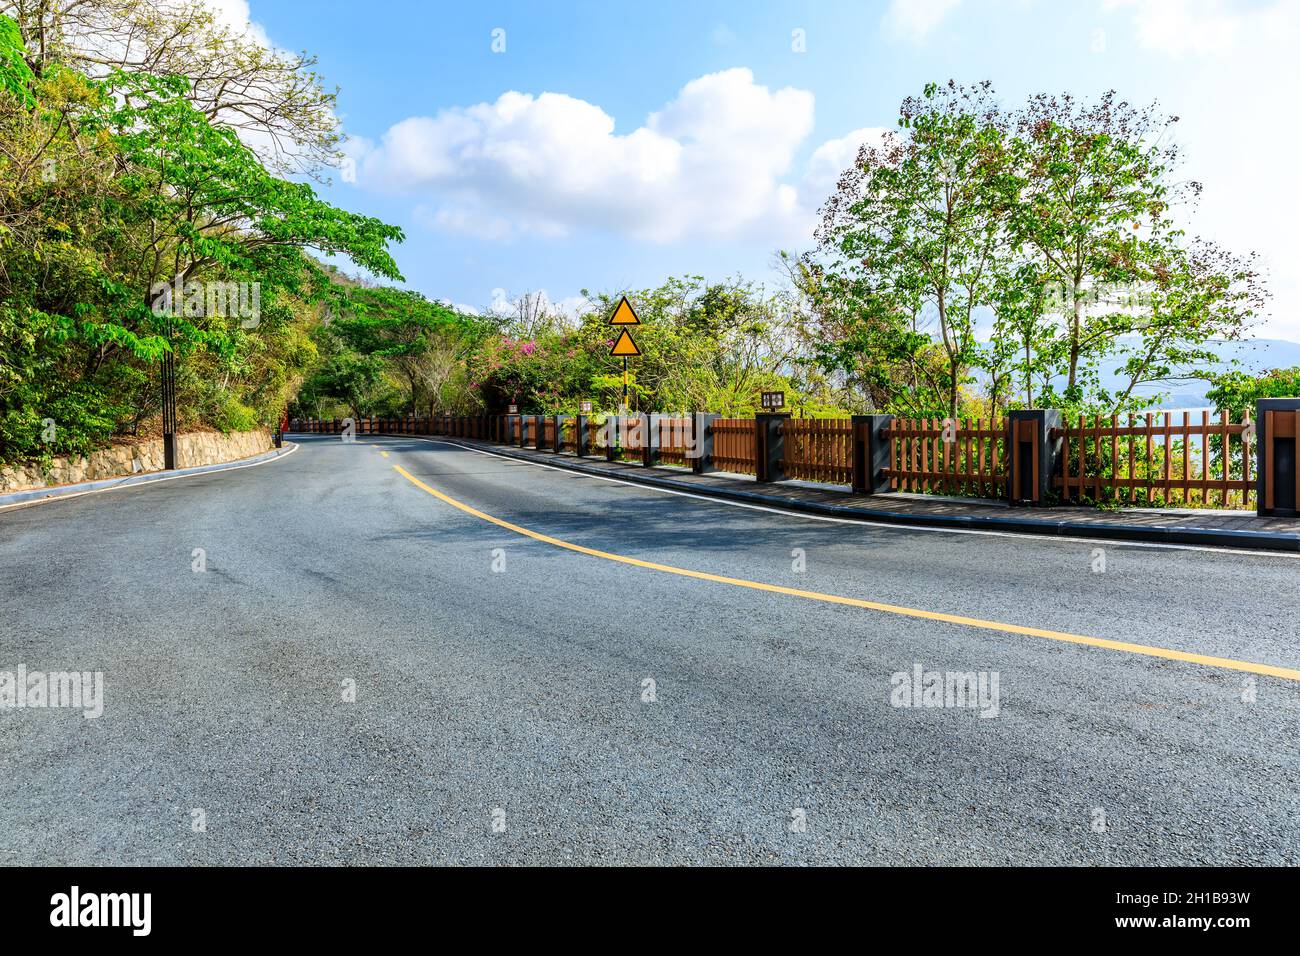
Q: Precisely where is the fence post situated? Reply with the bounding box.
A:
[852,414,895,494]
[755,412,791,483]
[691,413,719,475]
[1006,409,1062,506]
[606,415,620,462]
[574,415,589,457]
[642,413,657,467]
[1257,398,1300,517]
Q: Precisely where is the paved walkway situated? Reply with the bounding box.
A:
[442,437,1300,552]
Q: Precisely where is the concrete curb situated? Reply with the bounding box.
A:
[0,443,298,509]
[428,437,1300,554]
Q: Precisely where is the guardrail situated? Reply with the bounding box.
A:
[292,401,1299,517]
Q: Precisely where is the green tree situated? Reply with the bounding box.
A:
[0,17,403,465]
[1206,367,1300,420]
[814,81,1014,420]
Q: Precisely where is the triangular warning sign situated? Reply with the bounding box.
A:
[610,297,640,325]
[610,328,641,357]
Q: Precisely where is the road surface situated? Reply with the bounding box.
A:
[2,434,1298,864]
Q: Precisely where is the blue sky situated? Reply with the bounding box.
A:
[234,0,1299,339]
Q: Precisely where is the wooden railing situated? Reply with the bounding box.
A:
[654,417,693,467]
[615,416,644,461]
[779,419,853,484]
[710,419,756,475]
[1053,411,1255,508]
[884,419,1008,497]
[290,405,1288,513]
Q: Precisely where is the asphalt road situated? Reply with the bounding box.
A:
[2,434,1298,865]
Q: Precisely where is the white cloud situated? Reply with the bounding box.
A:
[480,288,592,322]
[1103,0,1244,55]
[801,126,892,201]
[205,0,272,46]
[883,0,963,41]
[353,68,835,244]
[1102,0,1300,338]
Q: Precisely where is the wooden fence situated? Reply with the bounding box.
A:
[780,419,853,484]
[585,417,606,451]
[884,419,1008,497]
[1053,411,1255,508]
[291,406,1286,513]
[615,416,644,462]
[654,417,693,467]
[710,419,757,476]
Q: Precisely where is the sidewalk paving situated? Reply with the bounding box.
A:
[443,437,1300,553]
[0,443,296,510]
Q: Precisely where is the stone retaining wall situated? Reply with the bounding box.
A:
[0,430,273,494]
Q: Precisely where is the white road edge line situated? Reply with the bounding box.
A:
[0,442,299,513]
[374,435,1300,561]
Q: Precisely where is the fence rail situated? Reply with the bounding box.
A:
[655,417,693,467]
[290,403,1295,515]
[711,419,756,476]
[884,418,1008,497]
[780,419,853,484]
[1053,411,1255,508]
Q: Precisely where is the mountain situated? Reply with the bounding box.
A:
[1098,338,1300,409]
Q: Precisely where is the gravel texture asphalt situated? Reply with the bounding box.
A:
[1,434,1298,865]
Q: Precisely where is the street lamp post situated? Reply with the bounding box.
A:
[161,346,178,470]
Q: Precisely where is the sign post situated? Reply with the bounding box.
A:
[609,296,641,412]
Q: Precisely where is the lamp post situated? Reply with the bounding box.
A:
[161,338,178,470]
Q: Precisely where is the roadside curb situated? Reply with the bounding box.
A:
[432,437,1300,554]
[0,443,298,510]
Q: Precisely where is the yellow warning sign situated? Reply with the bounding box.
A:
[610,297,640,325]
[610,328,641,357]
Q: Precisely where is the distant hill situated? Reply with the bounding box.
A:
[974,337,1300,409]
[1099,338,1300,409]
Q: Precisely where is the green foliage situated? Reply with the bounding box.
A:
[0,15,34,106]
[453,277,840,417]
[0,21,402,466]
[807,81,1264,421]
[1207,368,1300,420]
[295,287,490,418]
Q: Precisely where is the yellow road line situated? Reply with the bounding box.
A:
[380,451,389,458]
[393,463,1300,683]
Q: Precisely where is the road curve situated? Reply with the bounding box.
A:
[1,434,1297,865]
